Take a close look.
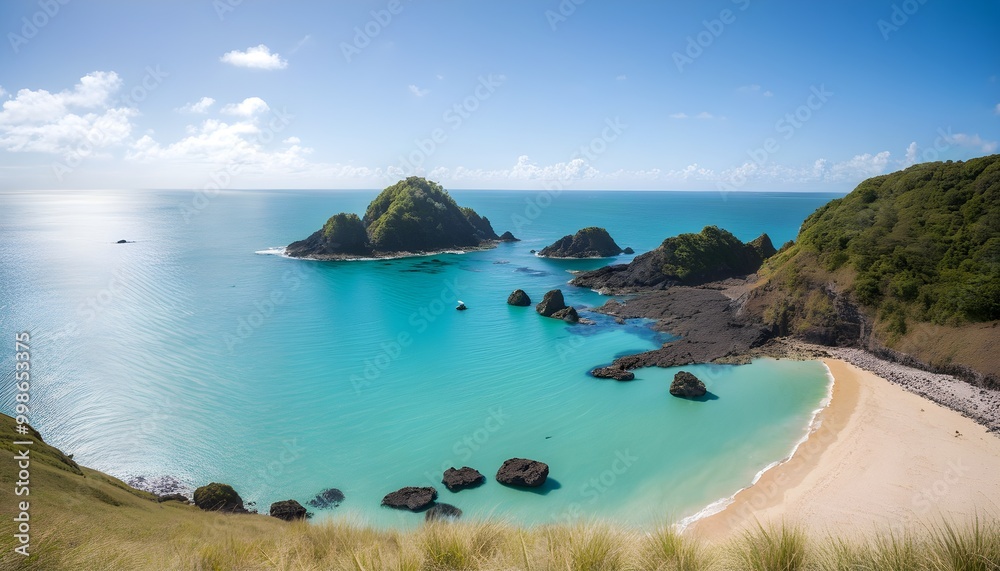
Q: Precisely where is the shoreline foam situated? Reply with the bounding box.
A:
[676,361,836,532]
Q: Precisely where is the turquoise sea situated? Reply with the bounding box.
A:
[0,189,841,528]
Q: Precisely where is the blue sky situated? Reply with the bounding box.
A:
[1,0,997,191]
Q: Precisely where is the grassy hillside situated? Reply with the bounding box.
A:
[751,155,1000,380]
[4,412,999,570]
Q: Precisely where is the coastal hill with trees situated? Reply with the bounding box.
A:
[749,155,1000,380]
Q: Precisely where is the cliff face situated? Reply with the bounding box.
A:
[287,177,502,258]
[571,226,776,293]
[538,227,624,258]
[748,155,1000,381]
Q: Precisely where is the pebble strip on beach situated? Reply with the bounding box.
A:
[828,347,1000,433]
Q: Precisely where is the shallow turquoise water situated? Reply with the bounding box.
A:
[0,189,838,527]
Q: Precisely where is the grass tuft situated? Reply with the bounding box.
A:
[637,525,711,571]
[729,522,808,571]
[928,517,1000,571]
[565,524,628,571]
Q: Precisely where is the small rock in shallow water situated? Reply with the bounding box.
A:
[536,290,568,317]
[307,488,345,509]
[381,486,437,511]
[507,289,531,306]
[591,366,635,381]
[670,371,707,398]
[425,503,463,521]
[442,467,485,492]
[269,499,307,521]
[496,458,549,488]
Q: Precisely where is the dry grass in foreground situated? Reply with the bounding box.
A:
[5,513,1000,570]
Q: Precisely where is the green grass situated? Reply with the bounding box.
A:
[3,412,999,570]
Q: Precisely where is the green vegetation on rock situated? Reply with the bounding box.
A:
[286,177,501,258]
[364,177,497,251]
[571,226,775,292]
[658,226,776,283]
[320,213,369,252]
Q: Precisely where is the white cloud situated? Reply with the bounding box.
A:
[616,74,627,81]
[408,84,430,97]
[823,151,891,181]
[384,150,899,190]
[667,163,715,180]
[944,132,998,153]
[695,111,715,119]
[709,151,893,187]
[221,97,269,117]
[0,71,136,157]
[0,86,5,98]
[669,113,688,119]
[422,155,599,184]
[127,115,311,174]
[904,141,919,165]
[436,74,444,80]
[283,136,301,144]
[220,44,288,70]
[177,97,215,114]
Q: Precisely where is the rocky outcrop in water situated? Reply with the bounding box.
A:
[499,231,520,242]
[287,177,512,259]
[507,289,531,306]
[193,483,247,513]
[594,282,772,369]
[552,307,580,323]
[536,289,568,317]
[442,467,486,492]
[381,486,438,511]
[571,226,776,293]
[307,488,345,509]
[269,499,307,521]
[591,366,635,381]
[496,458,549,488]
[538,227,624,258]
[670,371,707,398]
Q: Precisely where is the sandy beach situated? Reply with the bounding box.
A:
[689,358,1000,540]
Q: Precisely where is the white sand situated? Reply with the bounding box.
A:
[689,358,1000,540]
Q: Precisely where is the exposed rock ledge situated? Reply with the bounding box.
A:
[593,279,772,370]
